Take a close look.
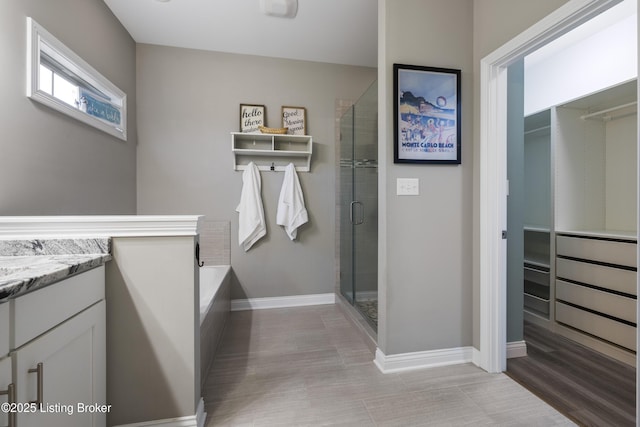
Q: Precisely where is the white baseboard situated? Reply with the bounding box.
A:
[507,340,527,359]
[468,341,526,370]
[374,346,474,374]
[114,398,206,427]
[231,293,336,311]
[472,347,481,367]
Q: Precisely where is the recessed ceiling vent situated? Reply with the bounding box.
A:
[260,0,298,18]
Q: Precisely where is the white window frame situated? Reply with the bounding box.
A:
[26,17,127,141]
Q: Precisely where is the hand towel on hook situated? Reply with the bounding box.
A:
[236,162,266,251]
[277,163,308,240]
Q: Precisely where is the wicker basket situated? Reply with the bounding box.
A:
[258,126,288,135]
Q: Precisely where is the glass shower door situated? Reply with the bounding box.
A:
[340,82,378,329]
[339,107,355,304]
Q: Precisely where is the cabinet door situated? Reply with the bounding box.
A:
[0,303,9,358]
[0,356,12,427]
[13,301,106,427]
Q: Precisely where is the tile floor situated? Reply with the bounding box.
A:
[203,304,575,426]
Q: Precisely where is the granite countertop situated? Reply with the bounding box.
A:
[0,239,111,303]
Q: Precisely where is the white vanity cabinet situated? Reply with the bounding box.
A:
[10,265,106,427]
[0,216,204,426]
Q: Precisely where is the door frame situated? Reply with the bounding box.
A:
[477,0,629,374]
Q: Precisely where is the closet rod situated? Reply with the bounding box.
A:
[580,101,637,120]
[524,125,551,135]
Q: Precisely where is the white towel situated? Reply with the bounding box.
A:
[276,163,308,240]
[236,162,266,251]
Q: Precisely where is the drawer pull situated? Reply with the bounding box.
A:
[0,383,16,427]
[28,363,43,406]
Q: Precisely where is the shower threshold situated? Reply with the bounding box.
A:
[355,299,378,328]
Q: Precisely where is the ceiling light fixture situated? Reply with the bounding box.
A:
[260,0,298,18]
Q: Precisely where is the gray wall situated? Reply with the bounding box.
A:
[379,0,574,356]
[0,0,137,215]
[135,45,376,299]
[379,0,474,355]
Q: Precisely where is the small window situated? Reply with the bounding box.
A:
[26,17,127,141]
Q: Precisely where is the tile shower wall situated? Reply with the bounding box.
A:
[199,220,231,266]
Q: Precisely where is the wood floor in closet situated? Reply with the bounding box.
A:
[507,321,636,427]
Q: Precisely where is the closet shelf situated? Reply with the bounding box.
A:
[556,229,637,242]
[524,258,550,270]
[524,225,551,234]
[231,132,313,172]
[232,148,310,157]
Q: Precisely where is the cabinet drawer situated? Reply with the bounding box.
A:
[557,235,636,268]
[0,303,8,357]
[556,279,636,323]
[13,266,104,349]
[556,301,636,350]
[556,257,636,295]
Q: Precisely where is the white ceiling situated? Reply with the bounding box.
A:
[103,0,378,68]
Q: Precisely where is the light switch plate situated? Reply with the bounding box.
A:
[397,178,419,195]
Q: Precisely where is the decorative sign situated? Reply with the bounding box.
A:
[79,89,121,126]
[239,104,265,133]
[393,64,461,164]
[282,106,306,135]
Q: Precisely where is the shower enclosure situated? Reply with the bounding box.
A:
[339,82,378,329]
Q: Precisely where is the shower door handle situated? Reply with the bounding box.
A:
[350,201,364,225]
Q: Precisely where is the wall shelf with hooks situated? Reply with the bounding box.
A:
[231,132,312,172]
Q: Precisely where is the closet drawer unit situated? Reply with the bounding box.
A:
[524,294,549,315]
[556,258,636,296]
[556,279,636,323]
[556,302,636,351]
[524,266,549,286]
[556,235,636,268]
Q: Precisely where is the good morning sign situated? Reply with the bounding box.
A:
[282,106,306,135]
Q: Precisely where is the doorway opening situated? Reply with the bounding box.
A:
[478,0,636,375]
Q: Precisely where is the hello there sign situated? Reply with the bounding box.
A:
[239,104,265,133]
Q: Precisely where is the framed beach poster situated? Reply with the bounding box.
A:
[239,104,265,133]
[393,64,461,164]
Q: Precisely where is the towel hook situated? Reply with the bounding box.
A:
[195,242,204,267]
